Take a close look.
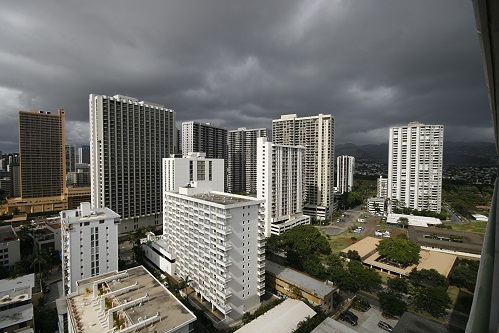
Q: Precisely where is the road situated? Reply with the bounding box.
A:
[443,204,466,223]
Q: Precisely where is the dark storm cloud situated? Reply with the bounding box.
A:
[0,0,492,153]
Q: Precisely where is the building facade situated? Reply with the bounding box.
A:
[388,122,444,212]
[377,176,388,199]
[77,145,90,164]
[227,127,270,194]
[60,202,120,295]
[181,121,227,159]
[272,114,335,219]
[0,225,20,266]
[336,155,355,194]
[66,144,76,173]
[90,94,176,235]
[19,109,66,198]
[257,137,310,236]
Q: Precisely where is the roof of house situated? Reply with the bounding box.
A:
[266,261,337,297]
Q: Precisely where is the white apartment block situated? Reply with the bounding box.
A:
[377,175,388,198]
[257,137,310,237]
[388,122,444,213]
[181,121,227,159]
[0,226,20,266]
[90,94,175,235]
[367,197,386,215]
[61,202,120,295]
[0,274,36,333]
[272,114,335,219]
[227,127,270,194]
[336,155,355,194]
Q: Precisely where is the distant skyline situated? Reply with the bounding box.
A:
[0,0,493,153]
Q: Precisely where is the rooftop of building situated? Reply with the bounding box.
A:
[408,226,484,255]
[188,191,259,205]
[342,237,457,277]
[234,299,316,333]
[67,266,195,333]
[0,225,18,243]
[0,274,35,309]
[60,204,120,224]
[0,303,33,330]
[266,260,337,297]
[387,213,442,227]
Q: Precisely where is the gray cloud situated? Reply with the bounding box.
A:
[0,0,491,153]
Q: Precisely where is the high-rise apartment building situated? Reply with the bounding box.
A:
[19,109,66,198]
[60,202,120,295]
[336,155,355,194]
[142,153,265,322]
[78,145,90,164]
[65,144,76,173]
[377,176,388,198]
[227,127,270,193]
[272,114,335,219]
[388,122,444,213]
[181,121,227,159]
[257,137,310,236]
[89,94,175,235]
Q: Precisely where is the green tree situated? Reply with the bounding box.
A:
[347,260,381,292]
[127,227,148,262]
[377,238,420,266]
[346,250,361,261]
[29,250,47,281]
[387,277,409,294]
[399,217,409,228]
[378,291,407,317]
[449,259,479,291]
[413,287,451,317]
[281,225,331,256]
[409,268,448,289]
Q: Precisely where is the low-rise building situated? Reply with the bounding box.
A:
[0,273,40,333]
[367,197,386,215]
[30,221,62,253]
[408,226,483,258]
[386,213,442,227]
[265,260,338,313]
[0,225,20,266]
[60,266,196,333]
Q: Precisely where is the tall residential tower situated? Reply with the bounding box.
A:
[272,114,335,219]
[336,155,355,194]
[89,94,176,235]
[227,127,270,193]
[388,122,444,212]
[18,109,66,199]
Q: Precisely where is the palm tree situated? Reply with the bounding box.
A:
[177,275,192,295]
[29,251,47,289]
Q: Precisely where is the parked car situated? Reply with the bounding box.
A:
[339,311,358,326]
[378,320,393,332]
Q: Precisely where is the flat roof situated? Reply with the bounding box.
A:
[0,303,33,329]
[234,299,316,333]
[68,266,196,333]
[0,225,17,243]
[387,213,442,227]
[310,317,357,333]
[266,261,337,297]
[408,226,484,255]
[190,192,255,205]
[341,237,380,259]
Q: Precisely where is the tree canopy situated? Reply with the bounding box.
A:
[378,291,407,317]
[279,225,331,256]
[413,287,451,317]
[409,268,448,289]
[449,259,479,291]
[377,237,420,266]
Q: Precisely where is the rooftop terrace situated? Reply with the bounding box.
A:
[67,266,195,333]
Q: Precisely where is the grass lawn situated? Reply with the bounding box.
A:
[446,221,487,234]
[322,230,359,254]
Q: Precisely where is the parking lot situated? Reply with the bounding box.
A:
[340,307,399,333]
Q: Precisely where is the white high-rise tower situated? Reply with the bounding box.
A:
[257,137,310,236]
[272,114,335,219]
[89,94,176,235]
[336,155,355,194]
[388,122,444,212]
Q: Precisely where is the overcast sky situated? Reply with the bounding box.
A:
[0,0,492,153]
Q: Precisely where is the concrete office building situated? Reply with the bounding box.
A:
[77,145,90,164]
[0,225,20,266]
[257,137,310,236]
[66,144,76,173]
[272,114,335,219]
[90,94,176,235]
[227,127,270,193]
[336,155,355,194]
[60,202,120,295]
[388,122,444,213]
[19,109,66,199]
[181,121,227,159]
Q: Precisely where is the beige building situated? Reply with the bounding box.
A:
[19,109,66,199]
